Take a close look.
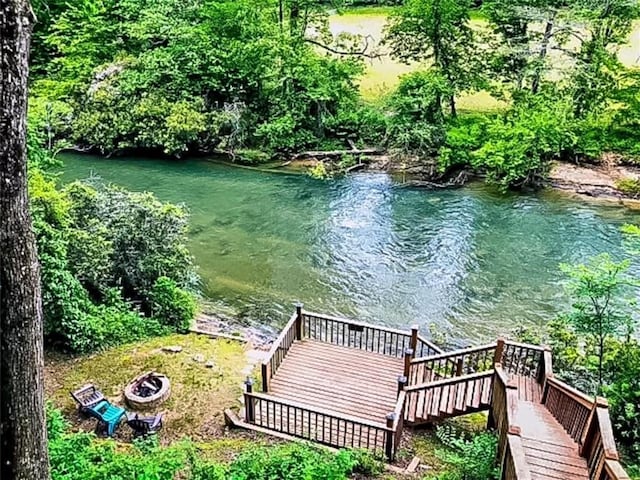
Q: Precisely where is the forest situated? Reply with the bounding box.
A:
[29,0,640,189]
[2,0,640,479]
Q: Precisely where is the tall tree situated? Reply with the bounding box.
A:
[0,0,51,479]
[384,0,480,117]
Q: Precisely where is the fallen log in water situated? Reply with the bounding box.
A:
[291,148,384,160]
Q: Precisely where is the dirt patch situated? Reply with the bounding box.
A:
[45,334,250,444]
[548,161,640,206]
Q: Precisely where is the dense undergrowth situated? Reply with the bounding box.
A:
[46,406,385,480]
[31,144,197,353]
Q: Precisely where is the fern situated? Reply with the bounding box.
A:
[434,424,500,480]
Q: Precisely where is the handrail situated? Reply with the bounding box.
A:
[303,310,413,338]
[245,391,389,429]
[244,390,403,460]
[406,370,494,392]
[503,340,545,352]
[544,376,594,409]
[604,459,631,480]
[408,343,497,386]
[301,310,415,358]
[261,311,299,391]
[411,343,497,364]
[491,365,532,480]
[416,334,443,356]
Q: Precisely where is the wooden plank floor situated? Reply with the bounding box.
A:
[516,401,589,480]
[269,339,404,423]
[514,375,543,403]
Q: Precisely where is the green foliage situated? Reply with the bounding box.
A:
[29,165,196,352]
[559,253,634,389]
[32,0,370,157]
[150,276,197,332]
[429,425,500,480]
[227,443,365,480]
[387,70,450,156]
[308,161,332,180]
[47,410,381,480]
[384,0,481,116]
[616,178,640,198]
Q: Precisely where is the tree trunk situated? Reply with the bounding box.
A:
[449,94,457,118]
[531,11,556,95]
[0,1,51,479]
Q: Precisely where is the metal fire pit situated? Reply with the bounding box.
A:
[124,371,170,410]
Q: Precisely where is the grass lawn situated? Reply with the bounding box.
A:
[45,333,253,445]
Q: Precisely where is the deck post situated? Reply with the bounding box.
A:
[385,413,396,461]
[244,378,255,423]
[410,324,419,354]
[494,337,506,365]
[295,302,303,340]
[261,362,270,392]
[403,348,414,378]
[397,375,407,397]
[456,358,464,377]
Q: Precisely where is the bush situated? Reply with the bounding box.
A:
[150,277,197,332]
[30,168,197,352]
[616,178,640,198]
[46,410,380,480]
[228,443,363,480]
[430,425,500,480]
[386,70,450,156]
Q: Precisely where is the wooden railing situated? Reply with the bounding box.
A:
[301,310,440,358]
[243,388,405,460]
[405,370,494,421]
[491,365,532,480]
[542,376,593,443]
[500,341,545,378]
[542,376,629,480]
[261,309,300,392]
[408,343,497,385]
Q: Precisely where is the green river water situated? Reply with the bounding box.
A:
[59,153,640,342]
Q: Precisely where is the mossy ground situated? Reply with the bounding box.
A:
[45,333,252,445]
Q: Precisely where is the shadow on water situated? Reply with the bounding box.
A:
[58,153,640,343]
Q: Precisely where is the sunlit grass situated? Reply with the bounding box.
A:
[329,10,640,110]
[45,334,248,443]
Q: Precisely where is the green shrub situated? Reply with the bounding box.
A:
[29,168,197,352]
[430,425,500,480]
[616,178,640,198]
[150,277,197,332]
[228,443,361,480]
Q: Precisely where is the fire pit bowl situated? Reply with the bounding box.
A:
[124,372,170,410]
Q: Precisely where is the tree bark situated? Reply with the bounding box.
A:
[0,1,51,479]
[531,11,556,95]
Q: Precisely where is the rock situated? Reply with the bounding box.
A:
[162,345,182,353]
[205,360,215,368]
[193,354,205,363]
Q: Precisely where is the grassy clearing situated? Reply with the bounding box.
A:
[45,333,249,444]
[330,9,640,107]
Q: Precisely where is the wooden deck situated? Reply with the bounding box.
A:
[235,308,630,479]
[269,340,402,422]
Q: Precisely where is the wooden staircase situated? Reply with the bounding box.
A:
[403,339,630,480]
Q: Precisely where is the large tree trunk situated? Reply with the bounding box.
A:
[0,1,51,479]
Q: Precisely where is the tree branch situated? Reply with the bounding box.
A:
[304,35,381,59]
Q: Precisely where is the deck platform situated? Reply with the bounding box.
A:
[269,339,403,423]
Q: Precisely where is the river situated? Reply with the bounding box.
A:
[58,153,640,343]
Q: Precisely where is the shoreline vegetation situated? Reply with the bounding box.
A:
[37,1,640,206]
